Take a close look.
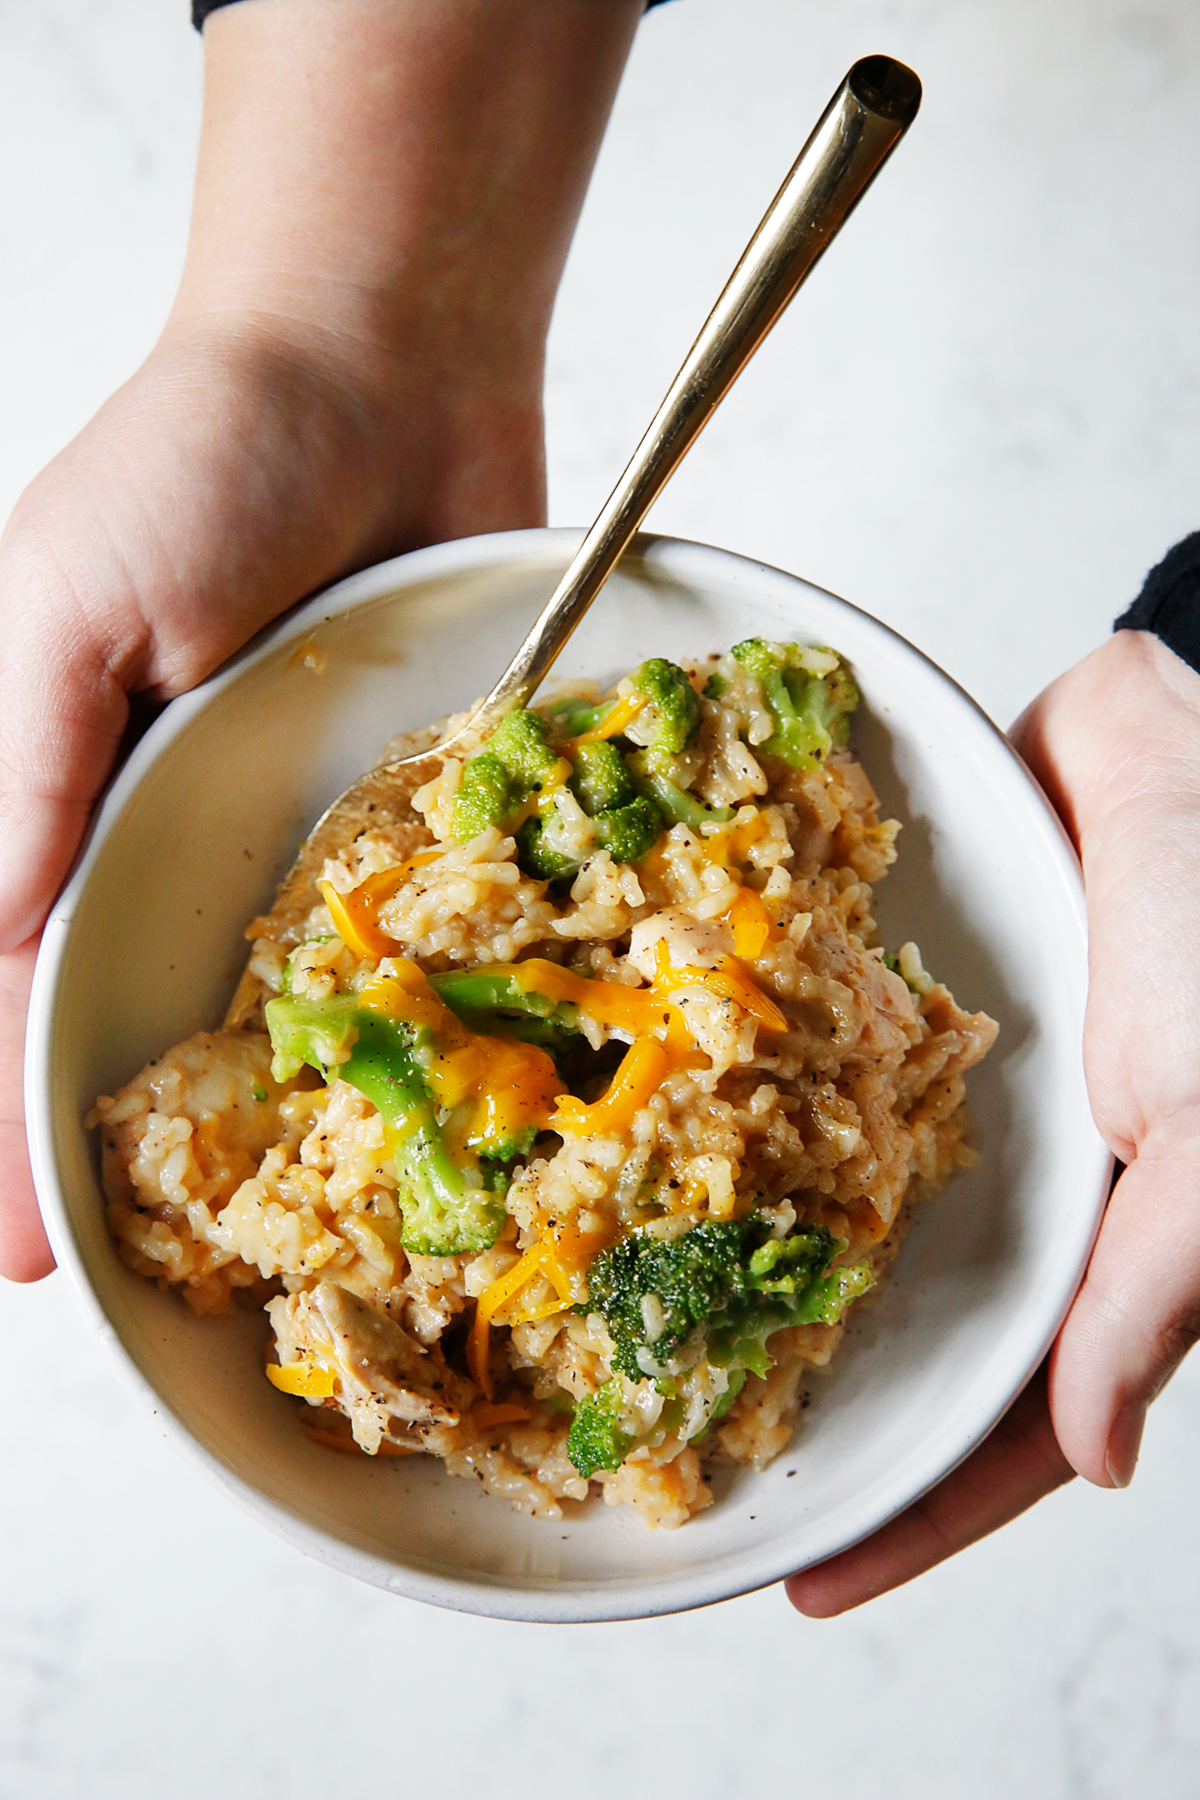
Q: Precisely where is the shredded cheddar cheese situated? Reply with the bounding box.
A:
[468,1241,558,1395]
[722,886,774,961]
[318,857,440,963]
[566,690,647,751]
[473,1402,532,1428]
[651,942,787,1034]
[267,1361,337,1399]
[360,963,565,1161]
[508,959,675,1038]
[553,1037,673,1138]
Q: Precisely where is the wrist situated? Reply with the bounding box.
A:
[171,0,641,400]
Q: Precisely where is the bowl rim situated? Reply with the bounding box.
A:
[25,525,1112,1622]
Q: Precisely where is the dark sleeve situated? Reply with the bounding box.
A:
[1114,532,1200,674]
[194,0,671,24]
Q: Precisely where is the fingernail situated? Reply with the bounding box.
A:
[1105,1402,1146,1488]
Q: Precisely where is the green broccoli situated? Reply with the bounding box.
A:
[582,1216,873,1383]
[263,994,504,1256]
[592,795,665,863]
[540,693,608,739]
[569,740,635,816]
[710,1260,876,1377]
[730,639,859,769]
[451,751,516,843]
[565,1380,635,1478]
[514,813,582,882]
[430,967,583,1047]
[626,755,733,831]
[708,1367,748,1423]
[629,657,702,760]
[516,792,664,881]
[451,708,560,842]
[488,708,561,786]
[583,1218,762,1379]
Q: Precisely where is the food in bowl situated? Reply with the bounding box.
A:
[90,640,996,1530]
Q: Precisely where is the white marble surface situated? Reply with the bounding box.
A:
[4,0,1200,1793]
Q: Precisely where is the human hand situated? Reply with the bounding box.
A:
[0,0,641,1281]
[789,625,1200,1615]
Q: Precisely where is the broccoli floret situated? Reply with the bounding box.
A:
[592,795,664,863]
[264,995,503,1256]
[582,1216,872,1383]
[451,709,559,841]
[584,1219,756,1379]
[488,709,560,787]
[566,1380,635,1477]
[514,813,581,881]
[630,658,702,759]
[711,1260,876,1377]
[730,639,859,769]
[627,755,733,831]
[570,740,635,816]
[516,792,663,880]
[474,1121,541,1164]
[452,751,516,843]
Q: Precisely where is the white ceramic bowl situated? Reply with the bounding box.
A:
[26,528,1110,1622]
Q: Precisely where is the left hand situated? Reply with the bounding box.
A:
[788,627,1200,1615]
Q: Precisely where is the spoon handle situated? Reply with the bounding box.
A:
[473,54,920,729]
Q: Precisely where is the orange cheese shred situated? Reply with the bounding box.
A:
[469,1243,555,1397]
[553,1037,671,1139]
[360,964,565,1157]
[652,944,787,1035]
[318,877,399,962]
[565,690,647,752]
[508,959,673,1039]
[267,1360,337,1399]
[723,886,773,961]
[318,857,440,964]
[472,1402,533,1428]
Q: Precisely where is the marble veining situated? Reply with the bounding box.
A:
[4,0,1200,1794]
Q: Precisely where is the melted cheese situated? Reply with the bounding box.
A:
[650,942,787,1034]
[722,886,773,961]
[360,963,565,1158]
[267,1360,337,1399]
[509,959,674,1038]
[565,690,647,752]
[468,1241,558,1394]
[553,1037,677,1139]
[318,856,440,963]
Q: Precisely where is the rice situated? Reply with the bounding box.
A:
[93,642,996,1529]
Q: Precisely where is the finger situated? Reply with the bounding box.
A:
[0,935,53,1281]
[1050,1136,1200,1488]
[785,1364,1072,1618]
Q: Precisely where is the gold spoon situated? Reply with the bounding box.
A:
[276,55,921,917]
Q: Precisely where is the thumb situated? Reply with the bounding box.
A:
[0,540,133,954]
[1049,1132,1200,1488]
[0,936,53,1281]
